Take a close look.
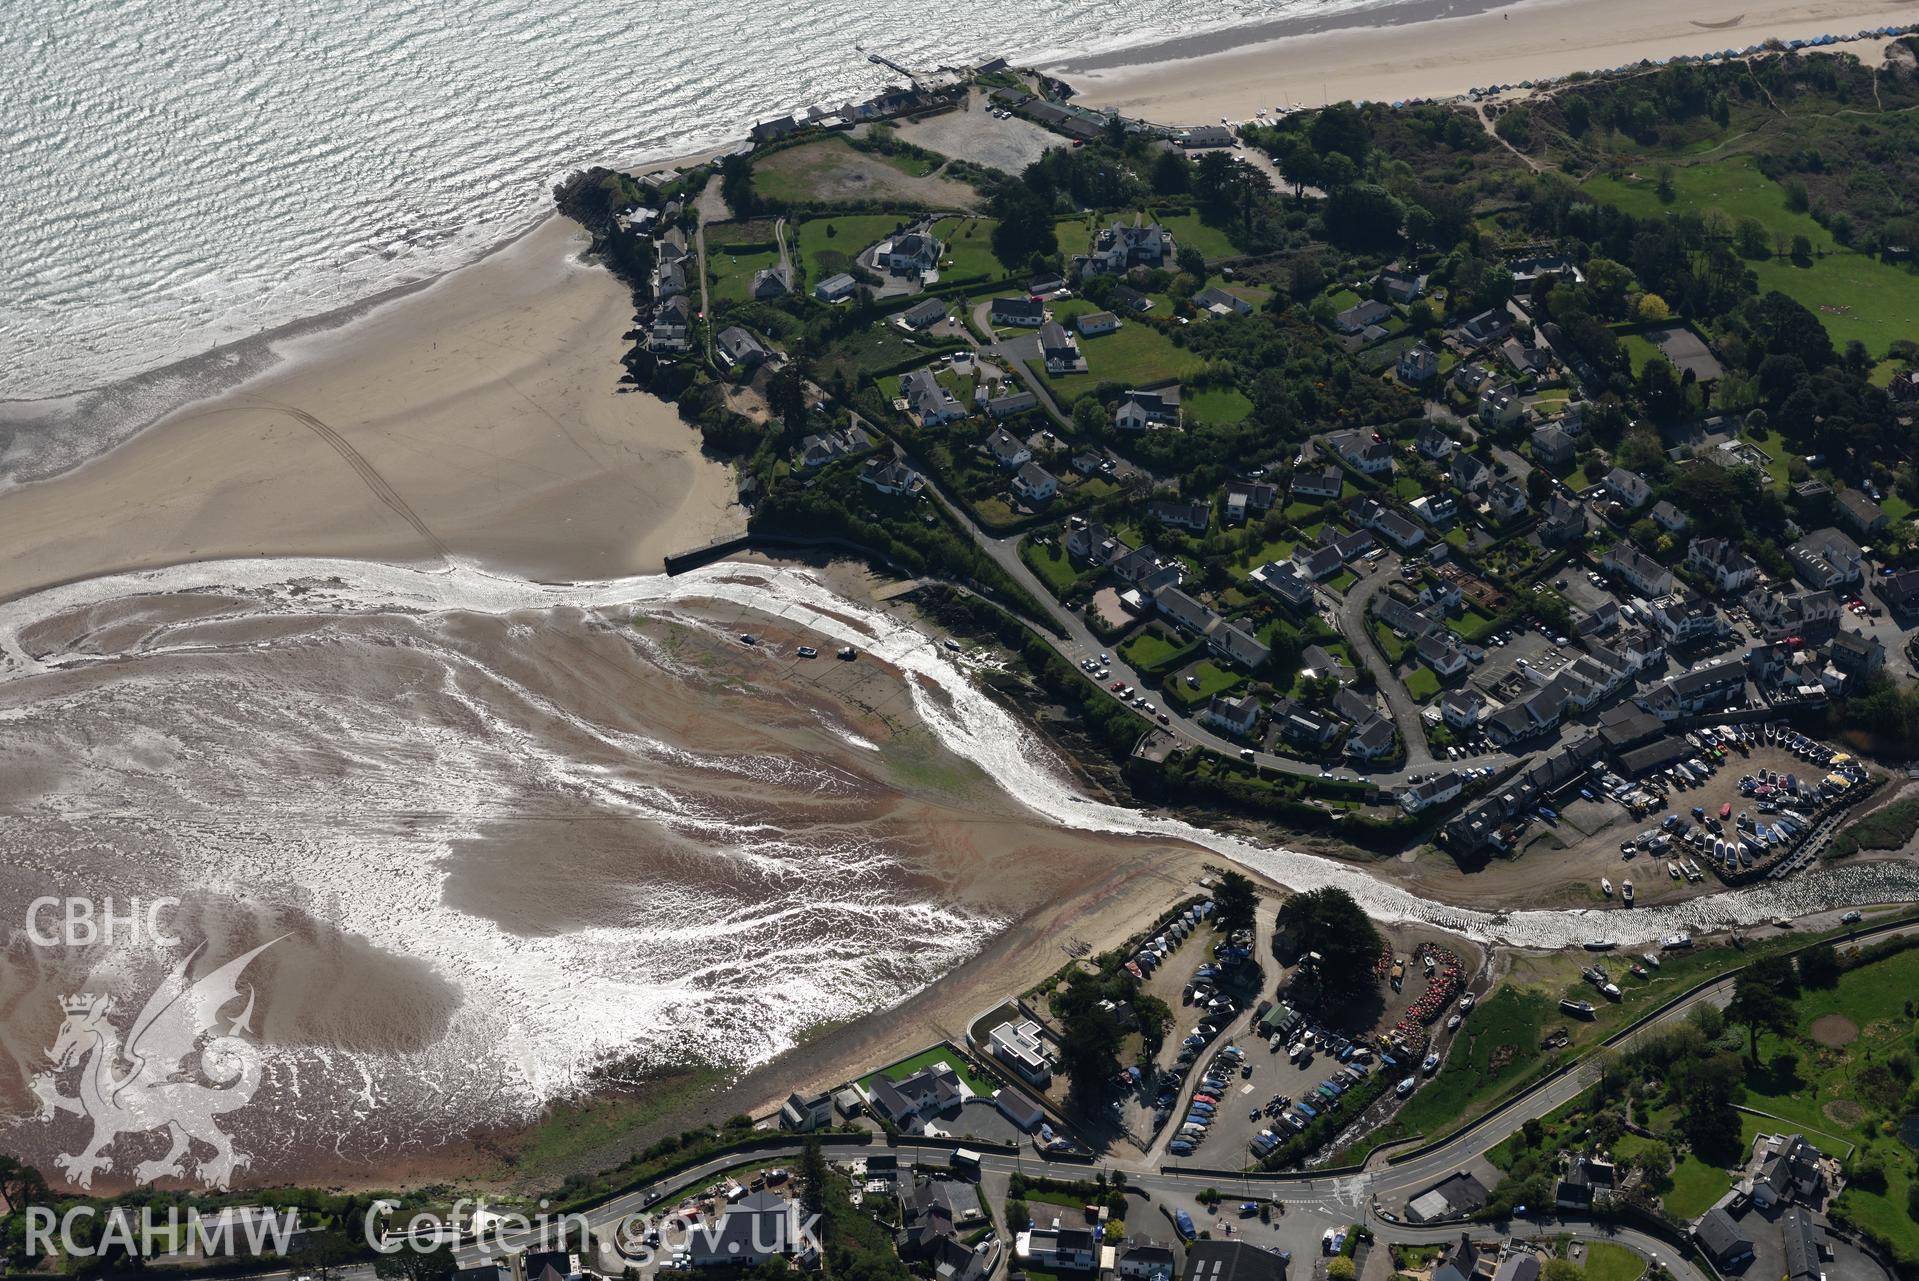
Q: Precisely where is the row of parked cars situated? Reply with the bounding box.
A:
[1167,1044,1246,1156]
[1250,1055,1383,1158]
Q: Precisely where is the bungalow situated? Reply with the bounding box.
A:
[1789,527,1866,590]
[1415,423,1457,460]
[901,369,966,426]
[1837,488,1889,536]
[1202,693,1261,738]
[1209,620,1271,670]
[860,457,924,497]
[1114,283,1153,314]
[1327,428,1394,476]
[1335,298,1393,334]
[750,265,792,299]
[985,426,1032,468]
[1038,320,1083,372]
[1379,267,1425,303]
[881,231,943,276]
[1650,500,1689,533]
[1692,1209,1753,1271]
[1399,770,1464,814]
[1686,536,1759,593]
[1602,542,1673,597]
[1478,381,1525,428]
[1115,387,1180,431]
[1250,560,1316,610]
[1531,423,1577,467]
[1012,462,1058,503]
[1604,467,1653,509]
[1375,595,1440,640]
[716,326,770,370]
[1398,343,1441,385]
[1293,543,1345,581]
[1150,498,1210,532]
[898,297,949,330]
[1117,1239,1178,1281]
[1455,308,1512,347]
[985,388,1039,418]
[1501,335,1546,376]
[1292,465,1344,501]
[1070,451,1104,476]
[1358,500,1426,551]
[1156,586,1221,636]
[1194,285,1253,317]
[991,296,1046,327]
[1077,310,1120,337]
[815,272,858,302]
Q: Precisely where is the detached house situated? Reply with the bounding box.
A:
[991,296,1045,327]
[1604,467,1653,510]
[1415,423,1457,460]
[900,369,966,426]
[1531,423,1577,467]
[1327,428,1393,476]
[1202,694,1261,737]
[880,231,943,276]
[1398,343,1441,385]
[1455,308,1512,347]
[1335,298,1392,335]
[1789,527,1866,590]
[1090,222,1171,273]
[1686,536,1759,593]
[1836,488,1889,536]
[1115,387,1180,431]
[1038,320,1083,372]
[1478,382,1524,428]
[985,427,1032,468]
[1602,542,1673,597]
[1012,462,1058,503]
[1292,465,1343,501]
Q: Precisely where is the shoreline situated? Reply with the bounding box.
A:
[0,140,740,493]
[1049,0,1919,123]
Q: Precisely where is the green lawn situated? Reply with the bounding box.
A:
[858,1045,994,1094]
[1403,665,1442,702]
[1359,987,1554,1160]
[1373,621,1410,662]
[795,214,904,287]
[1154,210,1237,262]
[1580,1243,1645,1281]
[1023,540,1084,596]
[1185,386,1253,424]
[1035,300,1206,400]
[1450,606,1498,642]
[1582,155,1835,253]
[1748,251,1919,357]
[1619,331,1665,377]
[1169,659,1245,708]
[709,243,784,304]
[931,216,1003,282]
[1327,569,1359,594]
[1665,1153,1732,1219]
[1120,630,1192,672]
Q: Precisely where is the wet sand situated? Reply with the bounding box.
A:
[0,215,742,604]
[1052,0,1915,124]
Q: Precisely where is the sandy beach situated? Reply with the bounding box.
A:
[1052,0,1917,123]
[0,214,743,603]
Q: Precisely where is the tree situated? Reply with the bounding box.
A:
[1057,997,1124,1105]
[1152,149,1192,195]
[375,1244,454,1281]
[1636,292,1672,321]
[1797,939,1841,989]
[1275,888,1381,1003]
[1543,1259,1584,1281]
[1564,96,1592,135]
[1279,142,1321,199]
[990,187,1057,271]
[1073,394,1108,438]
[1177,245,1207,280]
[1726,971,1794,1061]
[1214,871,1260,933]
[799,1135,828,1213]
[1309,103,1370,164]
[1328,1258,1357,1281]
[1734,216,1771,259]
[1324,183,1403,251]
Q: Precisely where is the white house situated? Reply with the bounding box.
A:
[1605,468,1653,510]
[1012,462,1058,503]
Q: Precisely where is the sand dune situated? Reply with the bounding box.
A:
[0,216,743,603]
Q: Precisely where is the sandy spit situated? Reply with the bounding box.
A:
[1050,0,1917,124]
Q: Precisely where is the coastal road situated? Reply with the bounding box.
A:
[442,919,1919,1281]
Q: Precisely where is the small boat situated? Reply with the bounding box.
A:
[1601,878,1613,897]
[1669,861,1681,879]
[1446,1013,1461,1031]
[1560,999,1596,1018]
[1584,939,1616,951]
[1719,802,1732,820]
[1622,880,1633,905]
[1422,1052,1441,1074]
[1460,992,1476,1012]
[796,645,818,658]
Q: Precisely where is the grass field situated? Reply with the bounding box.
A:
[932,215,1004,282]
[1359,987,1554,1160]
[754,135,978,209]
[795,213,904,286]
[1169,659,1245,709]
[1023,540,1084,596]
[1186,386,1253,424]
[709,242,784,304]
[1404,666,1440,702]
[1121,630,1192,671]
[1036,300,1206,400]
[1619,331,1665,377]
[1580,1243,1646,1281]
[1581,155,1919,355]
[1154,210,1238,262]
[1662,1152,1732,1219]
[1373,621,1410,662]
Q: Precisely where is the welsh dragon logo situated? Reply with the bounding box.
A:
[30,938,281,1189]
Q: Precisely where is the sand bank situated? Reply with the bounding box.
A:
[0,215,743,603]
[1052,0,1917,124]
